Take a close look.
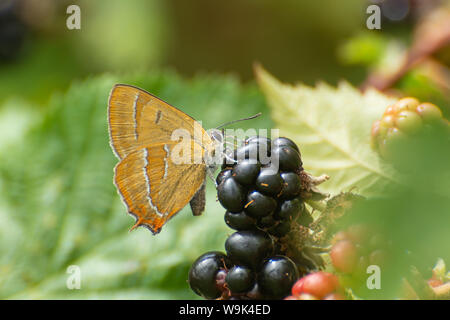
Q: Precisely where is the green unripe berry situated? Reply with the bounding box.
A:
[395,110,422,135]
[379,128,408,159]
[416,103,443,123]
[386,127,408,142]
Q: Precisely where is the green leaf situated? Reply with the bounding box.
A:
[0,71,271,299]
[255,65,399,197]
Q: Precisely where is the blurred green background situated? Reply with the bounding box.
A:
[0,0,448,299]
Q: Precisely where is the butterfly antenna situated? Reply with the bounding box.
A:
[216,113,262,129]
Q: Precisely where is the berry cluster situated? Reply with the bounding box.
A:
[189,136,313,299]
[330,224,388,276]
[285,272,345,300]
[371,97,448,160]
[218,136,308,238]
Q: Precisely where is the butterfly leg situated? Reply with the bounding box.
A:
[206,166,218,187]
[222,151,236,166]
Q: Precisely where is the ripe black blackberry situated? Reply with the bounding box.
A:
[217,137,306,238]
[189,136,324,300]
[188,251,232,299]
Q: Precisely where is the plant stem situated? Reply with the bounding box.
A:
[305,199,327,213]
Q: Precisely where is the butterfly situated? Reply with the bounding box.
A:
[108,84,224,234]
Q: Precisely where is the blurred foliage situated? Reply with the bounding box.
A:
[0,39,86,104]
[0,0,369,105]
[74,0,169,71]
[164,0,366,83]
[0,71,271,299]
[338,29,449,114]
[257,67,450,299]
[338,33,389,66]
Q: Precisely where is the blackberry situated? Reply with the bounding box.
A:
[232,160,261,185]
[258,255,299,299]
[188,251,232,299]
[224,210,256,231]
[271,146,303,172]
[246,283,263,300]
[267,220,291,238]
[234,143,260,162]
[245,135,271,148]
[216,169,232,186]
[235,137,271,162]
[257,215,277,229]
[190,136,328,300]
[280,172,301,199]
[225,229,274,269]
[217,177,246,213]
[225,265,255,294]
[244,190,277,219]
[255,167,283,196]
[274,197,303,221]
[272,137,300,153]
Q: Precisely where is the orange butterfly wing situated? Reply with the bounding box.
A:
[108,85,213,233]
[108,84,213,160]
[114,141,206,234]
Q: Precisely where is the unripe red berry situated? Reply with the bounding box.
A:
[371,97,446,161]
[291,277,305,296]
[330,240,358,274]
[323,293,346,300]
[428,279,443,288]
[297,272,339,299]
[296,293,319,300]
